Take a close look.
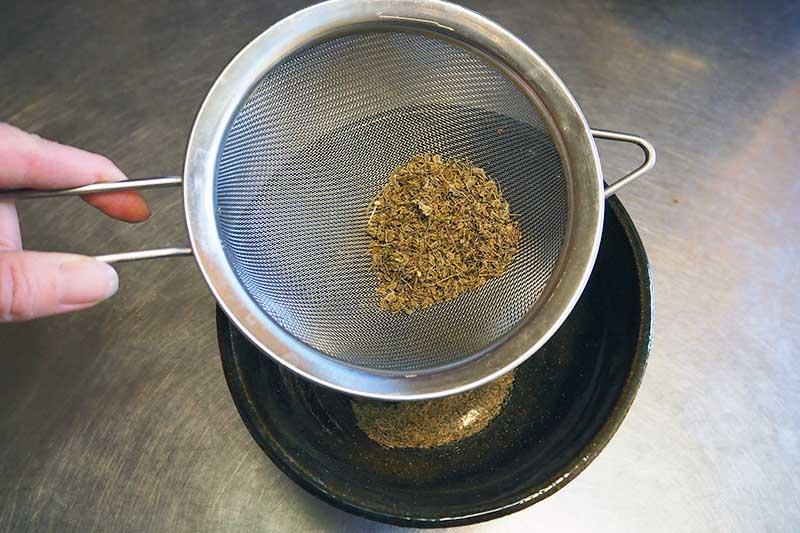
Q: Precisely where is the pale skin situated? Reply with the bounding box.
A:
[0,123,150,322]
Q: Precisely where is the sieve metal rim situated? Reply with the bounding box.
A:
[183,0,615,399]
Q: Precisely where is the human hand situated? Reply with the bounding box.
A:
[0,123,150,322]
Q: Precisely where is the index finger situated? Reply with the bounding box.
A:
[0,122,125,189]
[0,122,150,222]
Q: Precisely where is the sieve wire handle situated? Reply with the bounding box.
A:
[592,129,656,198]
[0,176,192,264]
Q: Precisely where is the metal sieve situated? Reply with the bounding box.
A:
[1,0,654,399]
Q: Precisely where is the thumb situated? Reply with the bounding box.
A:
[0,251,118,322]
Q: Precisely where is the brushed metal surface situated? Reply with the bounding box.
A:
[1,1,798,532]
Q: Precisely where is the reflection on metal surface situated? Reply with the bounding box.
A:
[0,0,799,531]
[665,49,708,71]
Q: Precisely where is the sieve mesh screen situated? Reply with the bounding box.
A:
[216,31,568,371]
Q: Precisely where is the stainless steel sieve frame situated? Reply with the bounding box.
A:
[1,0,654,399]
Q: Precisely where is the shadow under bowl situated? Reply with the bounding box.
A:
[217,195,652,528]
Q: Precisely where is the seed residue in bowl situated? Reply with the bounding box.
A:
[367,153,521,314]
[351,371,515,449]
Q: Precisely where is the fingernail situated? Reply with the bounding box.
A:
[57,258,119,305]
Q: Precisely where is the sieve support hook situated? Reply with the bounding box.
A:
[592,129,656,198]
[0,176,192,264]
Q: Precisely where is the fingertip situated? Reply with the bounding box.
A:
[82,191,151,223]
[0,251,117,321]
[118,192,151,222]
[58,256,119,306]
[95,154,128,183]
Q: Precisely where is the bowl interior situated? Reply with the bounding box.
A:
[217,197,651,527]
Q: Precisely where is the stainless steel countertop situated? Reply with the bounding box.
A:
[1,1,798,531]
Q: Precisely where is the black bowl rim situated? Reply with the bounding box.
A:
[218,195,653,528]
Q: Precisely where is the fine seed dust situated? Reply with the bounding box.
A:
[351,371,515,449]
[367,153,521,314]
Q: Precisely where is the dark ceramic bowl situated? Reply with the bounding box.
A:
[217,196,652,528]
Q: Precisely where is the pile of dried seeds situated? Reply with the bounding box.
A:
[351,371,515,449]
[367,153,521,314]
